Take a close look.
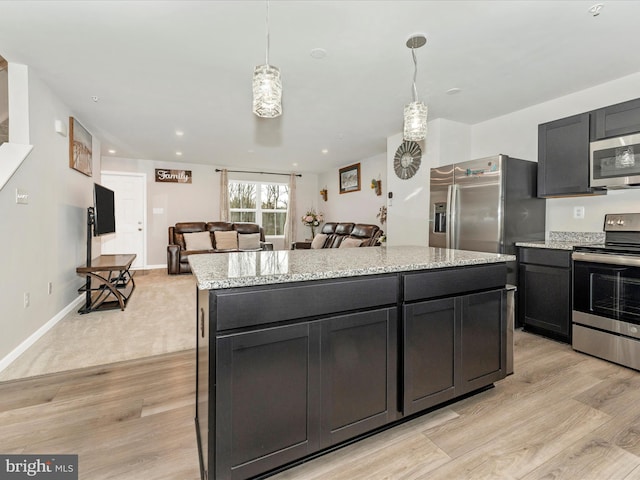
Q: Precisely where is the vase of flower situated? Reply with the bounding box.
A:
[302,208,324,239]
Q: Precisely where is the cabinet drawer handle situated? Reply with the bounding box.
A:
[200,308,205,338]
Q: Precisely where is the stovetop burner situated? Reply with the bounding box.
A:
[574,243,640,255]
[573,213,640,255]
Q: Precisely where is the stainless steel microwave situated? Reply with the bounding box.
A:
[590,132,640,188]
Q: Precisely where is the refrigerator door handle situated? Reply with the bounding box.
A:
[446,184,458,249]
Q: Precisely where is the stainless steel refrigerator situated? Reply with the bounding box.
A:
[429,154,546,285]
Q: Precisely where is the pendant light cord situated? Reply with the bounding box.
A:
[411,47,419,102]
[265,0,270,66]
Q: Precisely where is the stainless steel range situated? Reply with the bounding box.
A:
[572,213,640,370]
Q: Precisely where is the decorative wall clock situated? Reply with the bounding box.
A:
[393,141,421,179]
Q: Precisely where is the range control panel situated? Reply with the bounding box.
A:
[604,213,640,232]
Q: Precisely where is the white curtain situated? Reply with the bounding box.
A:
[219,169,230,222]
[283,173,297,248]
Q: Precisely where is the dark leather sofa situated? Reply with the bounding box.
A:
[167,221,268,274]
[291,222,382,249]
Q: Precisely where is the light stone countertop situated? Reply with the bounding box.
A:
[515,241,590,251]
[515,231,605,250]
[189,246,515,290]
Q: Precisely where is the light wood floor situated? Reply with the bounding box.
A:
[2,330,640,479]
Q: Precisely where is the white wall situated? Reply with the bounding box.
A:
[471,71,640,233]
[317,153,387,235]
[384,119,471,246]
[101,157,318,261]
[385,133,429,246]
[0,66,99,364]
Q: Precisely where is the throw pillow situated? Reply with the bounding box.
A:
[310,233,328,249]
[238,233,261,251]
[183,231,213,251]
[214,230,239,251]
[339,237,363,248]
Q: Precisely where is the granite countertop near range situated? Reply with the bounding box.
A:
[189,245,516,290]
[516,231,606,251]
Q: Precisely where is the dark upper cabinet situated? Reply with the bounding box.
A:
[518,247,572,343]
[591,97,640,140]
[537,113,603,197]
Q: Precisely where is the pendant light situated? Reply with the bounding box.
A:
[252,0,282,118]
[403,34,427,141]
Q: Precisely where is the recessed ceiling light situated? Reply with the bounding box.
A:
[175,130,184,136]
[108,149,116,154]
[588,3,603,16]
[321,149,329,154]
[310,48,327,59]
[176,151,182,156]
[91,96,99,102]
[446,87,462,95]
[292,162,298,167]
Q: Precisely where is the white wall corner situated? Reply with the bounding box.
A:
[0,142,34,191]
[8,62,30,144]
[0,62,33,191]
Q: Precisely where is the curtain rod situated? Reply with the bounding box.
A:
[215,168,301,177]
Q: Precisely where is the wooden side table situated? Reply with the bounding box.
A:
[76,254,136,314]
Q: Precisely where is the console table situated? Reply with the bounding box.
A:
[76,254,136,314]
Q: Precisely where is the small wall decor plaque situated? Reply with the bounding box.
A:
[155,168,192,183]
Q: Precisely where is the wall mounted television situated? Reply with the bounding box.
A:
[93,183,116,236]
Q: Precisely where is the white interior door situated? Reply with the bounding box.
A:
[100,172,146,269]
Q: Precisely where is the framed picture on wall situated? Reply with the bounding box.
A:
[339,162,361,194]
[69,116,93,177]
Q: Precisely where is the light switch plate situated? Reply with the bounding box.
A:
[16,189,29,204]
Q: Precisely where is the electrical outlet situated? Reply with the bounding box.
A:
[24,292,30,308]
[573,206,585,219]
[48,282,53,295]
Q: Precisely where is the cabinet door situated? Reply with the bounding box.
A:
[320,308,397,447]
[592,97,640,140]
[215,323,321,480]
[403,298,456,415]
[519,263,571,342]
[538,113,597,197]
[458,290,505,395]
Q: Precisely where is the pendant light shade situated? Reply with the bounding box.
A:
[253,64,282,118]
[403,101,428,141]
[403,34,427,141]
[253,0,282,118]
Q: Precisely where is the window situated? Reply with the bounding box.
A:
[229,181,288,236]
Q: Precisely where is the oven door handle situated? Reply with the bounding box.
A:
[572,251,640,267]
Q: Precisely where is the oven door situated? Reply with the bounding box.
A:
[573,252,640,326]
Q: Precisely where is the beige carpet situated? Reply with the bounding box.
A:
[0,269,196,382]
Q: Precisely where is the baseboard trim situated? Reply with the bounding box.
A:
[0,294,85,374]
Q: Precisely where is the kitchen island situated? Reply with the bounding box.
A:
[190,246,515,480]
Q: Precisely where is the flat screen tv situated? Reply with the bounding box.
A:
[93,183,116,236]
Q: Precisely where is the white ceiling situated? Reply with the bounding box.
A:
[1,1,639,174]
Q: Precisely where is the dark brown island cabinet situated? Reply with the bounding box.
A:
[195,263,508,480]
[517,247,572,343]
